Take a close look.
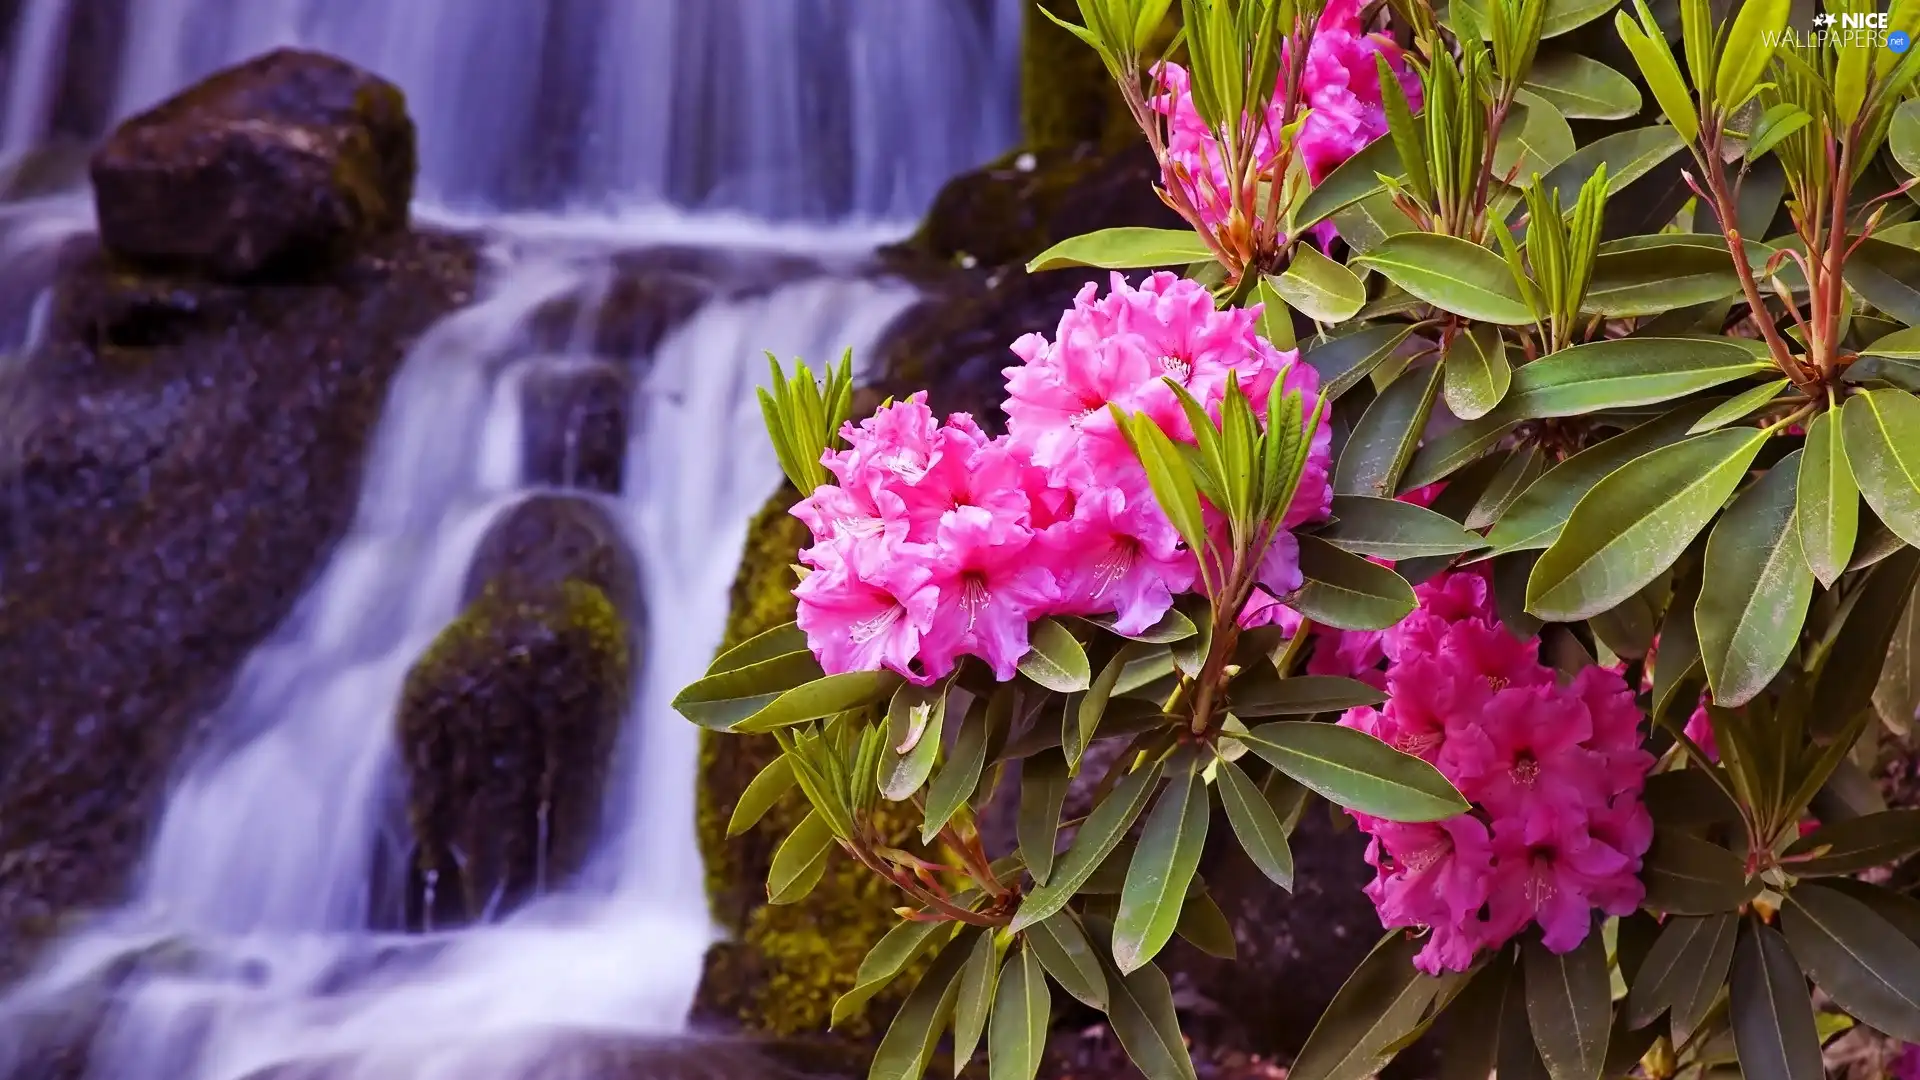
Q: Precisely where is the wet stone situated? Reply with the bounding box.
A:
[517,359,629,494]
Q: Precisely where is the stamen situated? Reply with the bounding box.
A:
[1091,540,1138,599]
[1159,354,1194,383]
[1510,757,1541,787]
[850,604,904,644]
[962,574,992,632]
[837,514,885,539]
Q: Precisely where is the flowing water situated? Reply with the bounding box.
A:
[0,1,1011,1076]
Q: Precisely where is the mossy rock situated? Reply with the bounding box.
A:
[396,577,631,930]
[691,490,925,1042]
[1023,0,1139,152]
[460,493,640,613]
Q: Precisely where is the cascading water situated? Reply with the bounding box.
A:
[0,0,1009,1076]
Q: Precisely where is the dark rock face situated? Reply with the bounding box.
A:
[517,361,631,493]
[0,225,477,979]
[91,48,415,280]
[398,495,637,930]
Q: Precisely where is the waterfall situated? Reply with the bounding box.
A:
[0,237,917,1078]
[2,0,1025,220]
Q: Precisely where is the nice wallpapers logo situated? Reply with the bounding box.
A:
[1766,9,1911,50]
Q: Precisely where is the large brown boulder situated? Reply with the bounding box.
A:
[90,48,415,280]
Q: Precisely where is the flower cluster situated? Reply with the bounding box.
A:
[1338,570,1656,974]
[792,272,1331,686]
[1151,0,1422,243]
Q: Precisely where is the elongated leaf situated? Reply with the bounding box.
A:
[1102,948,1200,1080]
[1651,572,1705,724]
[1494,94,1578,178]
[1745,102,1811,162]
[1532,124,1687,210]
[1306,323,1419,401]
[1501,337,1769,419]
[1798,409,1858,588]
[1528,428,1767,622]
[769,810,836,904]
[1217,755,1295,887]
[1466,446,1547,532]
[1353,234,1536,324]
[1524,929,1612,1080]
[1027,227,1214,272]
[1401,412,1520,490]
[729,755,796,837]
[1697,452,1814,707]
[1689,379,1790,434]
[1812,547,1920,727]
[1085,606,1198,643]
[1730,921,1822,1080]
[1296,132,1405,231]
[1114,758,1211,974]
[1784,810,1920,875]
[923,699,991,843]
[1444,323,1512,421]
[989,944,1050,1080]
[953,931,1001,1074]
[1893,99,1920,178]
[1291,930,1458,1080]
[1019,618,1092,693]
[1319,495,1485,558]
[738,669,904,733]
[1270,246,1366,323]
[1582,242,1744,317]
[1027,913,1108,1009]
[1070,645,1131,770]
[1522,53,1642,119]
[1118,409,1209,558]
[1628,912,1738,1045]
[707,621,809,676]
[835,919,954,1028]
[1229,672,1388,717]
[1714,0,1787,109]
[674,650,822,729]
[1783,883,1920,1041]
[1847,238,1920,326]
[880,682,948,800]
[1174,890,1237,958]
[1011,762,1161,932]
[1334,361,1443,498]
[871,929,980,1080]
[1485,403,1711,554]
[1293,534,1419,630]
[1641,828,1757,914]
[1242,721,1469,822]
[1017,750,1070,887]
[1843,390,1920,549]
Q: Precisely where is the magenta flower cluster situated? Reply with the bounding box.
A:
[791,272,1331,686]
[1337,570,1656,974]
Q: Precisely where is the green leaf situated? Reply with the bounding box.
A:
[1527,428,1767,622]
[1295,132,1405,231]
[989,944,1050,1080]
[1494,94,1579,178]
[1229,672,1389,717]
[1522,53,1642,119]
[1783,883,1920,1041]
[1011,761,1161,932]
[1524,928,1612,1080]
[1713,0,1786,110]
[1641,828,1758,915]
[870,928,980,1080]
[1400,410,1520,491]
[1174,890,1237,958]
[768,810,836,904]
[1582,242,1745,317]
[1485,405,1711,555]
[1335,361,1443,498]
[1292,534,1420,630]
[1466,446,1547,531]
[923,697,991,843]
[1627,912,1739,1045]
[1217,754,1296,888]
[1085,606,1198,643]
[1352,234,1537,324]
[737,669,904,733]
[1116,408,1210,559]
[1784,810,1920,875]
[1027,913,1108,1010]
[1746,102,1811,162]
[1614,13,1698,143]
[1697,452,1814,707]
[1026,227,1214,273]
[1114,757,1211,974]
[952,930,1001,1075]
[1501,337,1770,419]
[1270,247,1367,323]
[728,754,796,837]
[1318,495,1486,559]
[1291,930,1460,1080]
[1824,879,1920,946]
[834,918,953,1029]
[1843,390,1920,549]
[879,681,948,801]
[1651,572,1706,725]
[1688,379,1790,434]
[1812,547,1920,727]
[1069,644,1132,771]
[1019,618,1092,693]
[1798,410,1858,588]
[1730,920,1822,1080]
[673,650,822,730]
[1305,324,1419,401]
[706,621,810,676]
[1533,124,1688,212]
[1017,750,1070,887]
[1846,238,1920,326]
[1893,100,1920,178]
[1444,323,1513,421]
[1101,947,1200,1080]
[1242,721,1470,822]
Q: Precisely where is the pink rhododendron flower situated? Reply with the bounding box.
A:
[917,506,1061,682]
[1044,483,1197,636]
[1337,570,1654,974]
[794,560,940,682]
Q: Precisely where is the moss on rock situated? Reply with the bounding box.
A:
[1023,0,1136,152]
[396,576,630,929]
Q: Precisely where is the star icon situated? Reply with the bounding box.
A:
[1813,12,1834,25]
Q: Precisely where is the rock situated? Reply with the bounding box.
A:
[460,493,641,615]
[90,48,415,280]
[396,573,633,930]
[0,226,478,982]
[516,361,631,493]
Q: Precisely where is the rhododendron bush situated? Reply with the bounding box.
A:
[679,0,1920,1077]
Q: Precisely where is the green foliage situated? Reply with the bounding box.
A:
[692,1,1920,1075]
